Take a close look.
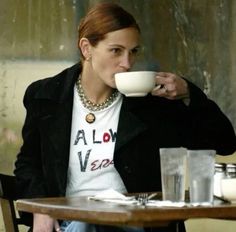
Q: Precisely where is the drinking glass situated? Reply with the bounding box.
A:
[187,149,216,204]
[159,147,187,202]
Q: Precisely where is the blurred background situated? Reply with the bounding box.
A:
[0,0,236,231]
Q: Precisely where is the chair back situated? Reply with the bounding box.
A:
[0,173,31,232]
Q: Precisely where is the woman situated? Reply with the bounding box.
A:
[14,2,236,232]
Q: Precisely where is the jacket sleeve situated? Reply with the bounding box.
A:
[14,81,48,199]
[184,80,236,155]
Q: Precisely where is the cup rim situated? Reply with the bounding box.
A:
[115,71,158,76]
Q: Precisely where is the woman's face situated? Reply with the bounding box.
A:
[89,27,140,88]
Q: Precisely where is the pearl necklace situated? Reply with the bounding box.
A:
[76,78,119,123]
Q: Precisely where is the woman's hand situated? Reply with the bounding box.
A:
[151,72,189,100]
[33,213,61,232]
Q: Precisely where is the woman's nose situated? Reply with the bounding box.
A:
[119,54,132,70]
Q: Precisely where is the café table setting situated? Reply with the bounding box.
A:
[16,188,236,231]
[16,147,236,231]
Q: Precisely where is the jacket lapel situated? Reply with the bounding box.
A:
[115,97,148,152]
[36,64,80,183]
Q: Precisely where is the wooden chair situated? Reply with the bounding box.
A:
[0,173,32,232]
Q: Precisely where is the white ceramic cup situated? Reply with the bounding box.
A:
[114,71,157,97]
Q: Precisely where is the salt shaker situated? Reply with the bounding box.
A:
[214,163,226,197]
[226,163,236,178]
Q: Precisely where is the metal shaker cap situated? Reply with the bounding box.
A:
[214,163,226,172]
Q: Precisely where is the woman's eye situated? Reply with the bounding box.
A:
[131,48,140,56]
[110,48,122,54]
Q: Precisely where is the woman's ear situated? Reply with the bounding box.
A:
[78,38,92,61]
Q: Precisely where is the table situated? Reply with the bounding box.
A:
[16,195,236,229]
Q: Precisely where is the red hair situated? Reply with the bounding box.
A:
[78,2,140,60]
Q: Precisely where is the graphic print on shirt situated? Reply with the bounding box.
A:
[74,129,117,172]
[74,129,116,145]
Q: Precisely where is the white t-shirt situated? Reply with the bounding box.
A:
[66,86,127,196]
